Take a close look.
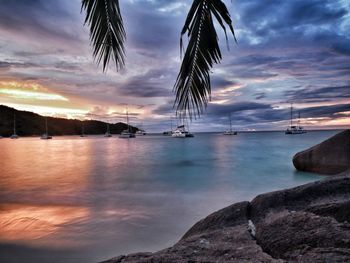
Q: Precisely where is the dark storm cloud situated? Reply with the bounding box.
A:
[203,102,350,128]
[207,102,272,116]
[118,69,173,98]
[254,92,266,100]
[0,61,38,71]
[0,0,85,51]
[285,85,350,103]
[211,76,239,88]
[239,0,347,39]
[122,1,186,57]
[301,104,350,118]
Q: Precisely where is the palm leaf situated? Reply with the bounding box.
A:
[82,0,126,72]
[174,0,236,119]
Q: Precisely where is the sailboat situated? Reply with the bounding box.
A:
[163,117,174,136]
[285,103,307,134]
[41,117,52,139]
[10,113,19,139]
[104,123,112,137]
[172,117,194,138]
[119,110,135,138]
[223,113,237,135]
[80,122,86,137]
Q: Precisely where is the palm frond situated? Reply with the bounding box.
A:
[82,0,125,72]
[174,0,236,119]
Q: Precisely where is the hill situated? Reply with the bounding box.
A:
[0,105,138,136]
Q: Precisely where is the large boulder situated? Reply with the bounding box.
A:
[102,172,350,263]
[293,130,350,175]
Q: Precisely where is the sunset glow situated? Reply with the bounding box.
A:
[0,0,349,131]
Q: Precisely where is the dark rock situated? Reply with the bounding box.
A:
[293,130,350,175]
[102,171,350,262]
[181,201,250,240]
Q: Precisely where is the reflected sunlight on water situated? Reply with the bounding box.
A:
[0,131,340,262]
[0,204,89,246]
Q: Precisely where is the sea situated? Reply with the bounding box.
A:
[0,130,339,262]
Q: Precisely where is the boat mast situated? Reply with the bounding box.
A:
[298,112,301,128]
[45,117,48,135]
[126,109,130,132]
[13,112,16,135]
[290,103,293,127]
[107,123,110,134]
[229,113,232,132]
[170,116,173,131]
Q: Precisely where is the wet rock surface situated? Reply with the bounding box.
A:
[293,130,350,175]
[102,172,350,263]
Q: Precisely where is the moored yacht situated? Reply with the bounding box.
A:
[119,110,135,138]
[163,117,174,136]
[104,123,112,137]
[135,130,146,136]
[10,113,19,139]
[285,104,307,135]
[172,125,194,138]
[80,122,86,137]
[41,117,52,139]
[223,113,237,135]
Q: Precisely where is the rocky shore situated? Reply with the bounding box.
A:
[103,131,350,263]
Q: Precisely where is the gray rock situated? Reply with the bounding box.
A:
[293,130,350,175]
[102,172,350,263]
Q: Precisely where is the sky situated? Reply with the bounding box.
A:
[0,0,349,132]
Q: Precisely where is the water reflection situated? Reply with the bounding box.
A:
[0,132,336,262]
[0,204,89,246]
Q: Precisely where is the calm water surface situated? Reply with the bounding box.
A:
[0,131,339,262]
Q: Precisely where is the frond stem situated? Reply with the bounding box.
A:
[185,0,207,116]
[104,0,113,46]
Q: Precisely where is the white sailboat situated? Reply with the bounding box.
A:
[163,117,174,136]
[172,117,194,138]
[41,117,52,139]
[285,103,307,134]
[104,123,112,137]
[10,113,19,139]
[223,113,237,135]
[119,110,135,138]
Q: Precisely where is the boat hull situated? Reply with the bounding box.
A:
[119,133,136,138]
[223,131,237,135]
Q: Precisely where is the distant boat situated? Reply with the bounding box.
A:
[285,103,307,135]
[172,125,194,138]
[41,117,52,139]
[135,130,146,136]
[163,117,174,136]
[135,123,146,136]
[80,122,86,137]
[119,110,135,138]
[104,123,112,137]
[10,112,19,139]
[223,113,237,135]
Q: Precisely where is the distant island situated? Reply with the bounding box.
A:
[0,105,138,136]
